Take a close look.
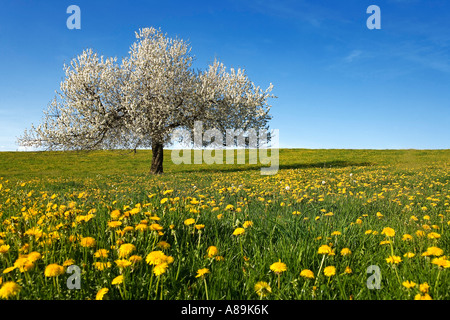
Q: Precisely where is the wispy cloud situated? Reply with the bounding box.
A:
[343,50,362,63]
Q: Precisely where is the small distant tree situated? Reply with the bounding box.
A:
[19,27,275,174]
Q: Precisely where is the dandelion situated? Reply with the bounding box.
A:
[344,266,352,274]
[331,231,341,236]
[270,259,287,289]
[63,259,75,267]
[403,252,415,258]
[318,245,333,255]
[232,228,245,236]
[146,251,173,265]
[0,245,10,254]
[402,234,413,241]
[419,282,430,293]
[402,280,416,289]
[94,262,111,271]
[3,267,16,274]
[27,251,42,262]
[431,257,450,268]
[195,224,205,230]
[415,230,425,237]
[118,243,136,258]
[423,247,443,257]
[184,218,195,226]
[300,269,314,279]
[80,237,96,248]
[157,241,171,250]
[115,259,132,269]
[44,264,64,277]
[381,227,395,237]
[95,288,108,300]
[340,248,352,256]
[112,275,123,285]
[0,281,21,299]
[129,255,142,264]
[427,232,441,239]
[323,266,336,277]
[386,256,402,264]
[196,268,210,278]
[150,223,164,231]
[243,221,253,228]
[135,224,148,232]
[153,263,169,276]
[94,249,109,259]
[415,293,432,300]
[270,260,287,274]
[206,246,219,258]
[254,281,272,298]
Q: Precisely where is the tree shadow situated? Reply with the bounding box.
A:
[171,160,375,174]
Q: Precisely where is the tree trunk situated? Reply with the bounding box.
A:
[150,142,164,174]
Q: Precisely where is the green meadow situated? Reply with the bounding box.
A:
[0,148,449,300]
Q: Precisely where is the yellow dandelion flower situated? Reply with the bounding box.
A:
[323,266,336,277]
[153,263,169,276]
[340,248,352,256]
[404,252,415,258]
[44,264,65,277]
[427,232,441,239]
[206,246,219,258]
[344,266,352,274]
[195,224,205,230]
[270,260,287,274]
[318,245,333,255]
[402,280,416,289]
[95,288,108,300]
[402,234,413,241]
[300,269,314,279]
[157,241,171,250]
[184,218,195,226]
[386,256,402,264]
[419,282,430,293]
[254,281,272,297]
[129,255,142,264]
[112,275,123,285]
[243,221,253,228]
[115,259,132,269]
[107,221,122,228]
[424,247,443,257]
[146,251,171,265]
[431,257,450,268]
[416,230,426,237]
[118,243,136,258]
[150,223,164,231]
[415,293,432,300]
[0,245,10,254]
[80,237,96,248]
[3,267,16,274]
[381,227,395,237]
[195,268,210,278]
[0,281,21,299]
[232,228,245,236]
[94,249,109,259]
[93,262,111,271]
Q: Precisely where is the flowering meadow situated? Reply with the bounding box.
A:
[0,149,449,300]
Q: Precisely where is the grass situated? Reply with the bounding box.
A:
[0,148,449,300]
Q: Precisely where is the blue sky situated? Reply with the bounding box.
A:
[0,0,449,150]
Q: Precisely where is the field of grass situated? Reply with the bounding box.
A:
[0,148,449,300]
